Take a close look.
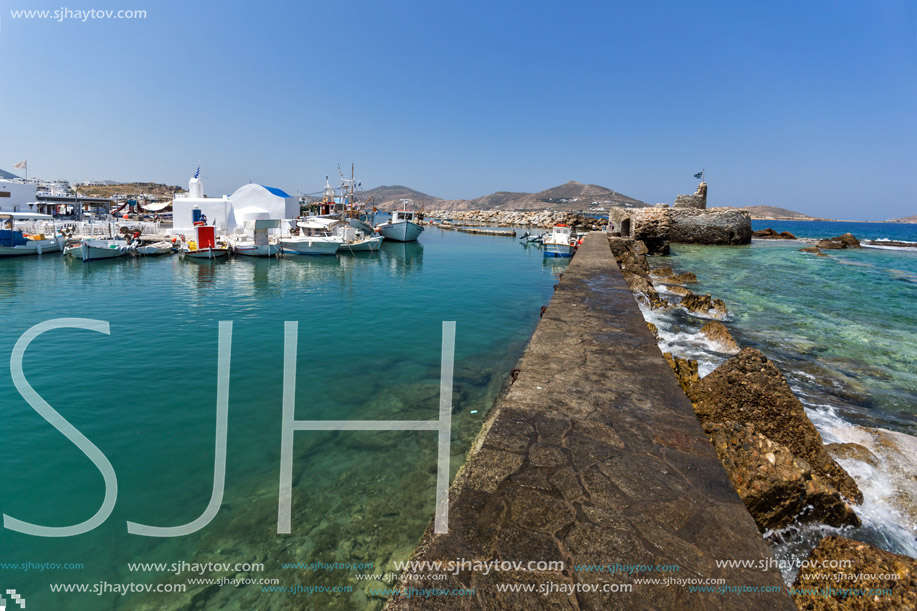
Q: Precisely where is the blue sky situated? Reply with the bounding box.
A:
[0,0,914,218]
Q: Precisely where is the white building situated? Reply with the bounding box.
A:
[0,180,39,213]
[172,174,299,233]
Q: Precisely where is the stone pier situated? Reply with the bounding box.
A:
[387,232,794,610]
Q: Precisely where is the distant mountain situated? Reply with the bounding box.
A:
[437,181,647,211]
[888,214,917,223]
[716,205,825,220]
[361,185,442,209]
[0,169,20,180]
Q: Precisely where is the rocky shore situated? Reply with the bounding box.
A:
[607,235,914,606]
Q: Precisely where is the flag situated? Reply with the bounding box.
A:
[194,164,200,179]
[693,170,704,179]
[14,160,27,170]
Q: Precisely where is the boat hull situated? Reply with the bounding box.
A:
[80,240,131,262]
[233,243,281,257]
[0,240,62,256]
[183,247,230,260]
[280,238,341,256]
[379,221,423,242]
[339,236,383,252]
[543,242,575,258]
[135,242,173,256]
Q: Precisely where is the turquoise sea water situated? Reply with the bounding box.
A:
[647,220,917,574]
[0,230,563,609]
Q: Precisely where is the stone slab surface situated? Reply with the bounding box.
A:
[388,232,794,610]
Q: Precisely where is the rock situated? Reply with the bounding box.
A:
[863,240,914,248]
[680,293,728,318]
[699,320,740,354]
[792,536,916,611]
[799,246,827,256]
[622,272,668,310]
[649,266,674,278]
[646,322,659,340]
[831,232,861,248]
[825,442,879,467]
[816,233,862,250]
[755,228,797,239]
[668,271,698,284]
[630,239,649,256]
[703,422,860,530]
[665,285,693,297]
[689,348,862,503]
[662,352,699,393]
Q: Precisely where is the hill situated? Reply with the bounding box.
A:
[888,214,917,223]
[361,185,442,209]
[74,182,185,199]
[437,181,647,211]
[715,205,825,220]
[0,169,21,180]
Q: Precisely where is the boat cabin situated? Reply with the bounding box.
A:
[551,224,572,243]
[392,209,416,224]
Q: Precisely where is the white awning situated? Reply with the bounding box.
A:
[141,201,172,211]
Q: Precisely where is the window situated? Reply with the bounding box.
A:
[0,192,11,198]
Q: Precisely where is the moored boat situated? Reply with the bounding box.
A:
[542,224,576,258]
[80,239,132,261]
[180,225,230,260]
[231,219,282,257]
[376,200,424,242]
[134,240,174,256]
[280,218,342,256]
[0,213,62,256]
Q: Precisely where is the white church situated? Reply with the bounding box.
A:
[172,171,300,233]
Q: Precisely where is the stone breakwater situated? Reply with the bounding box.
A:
[427,209,608,229]
[387,233,793,611]
[428,221,517,237]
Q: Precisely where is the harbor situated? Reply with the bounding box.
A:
[3,1,915,608]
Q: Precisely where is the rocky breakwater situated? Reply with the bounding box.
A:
[427,209,607,230]
[608,237,862,533]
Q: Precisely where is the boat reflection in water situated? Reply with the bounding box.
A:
[380,239,423,276]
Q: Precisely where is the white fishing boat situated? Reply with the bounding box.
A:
[376,200,424,242]
[134,240,174,256]
[338,227,383,252]
[80,239,132,261]
[542,224,576,258]
[231,219,282,257]
[63,242,83,258]
[280,218,342,256]
[0,213,62,256]
[180,225,230,260]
